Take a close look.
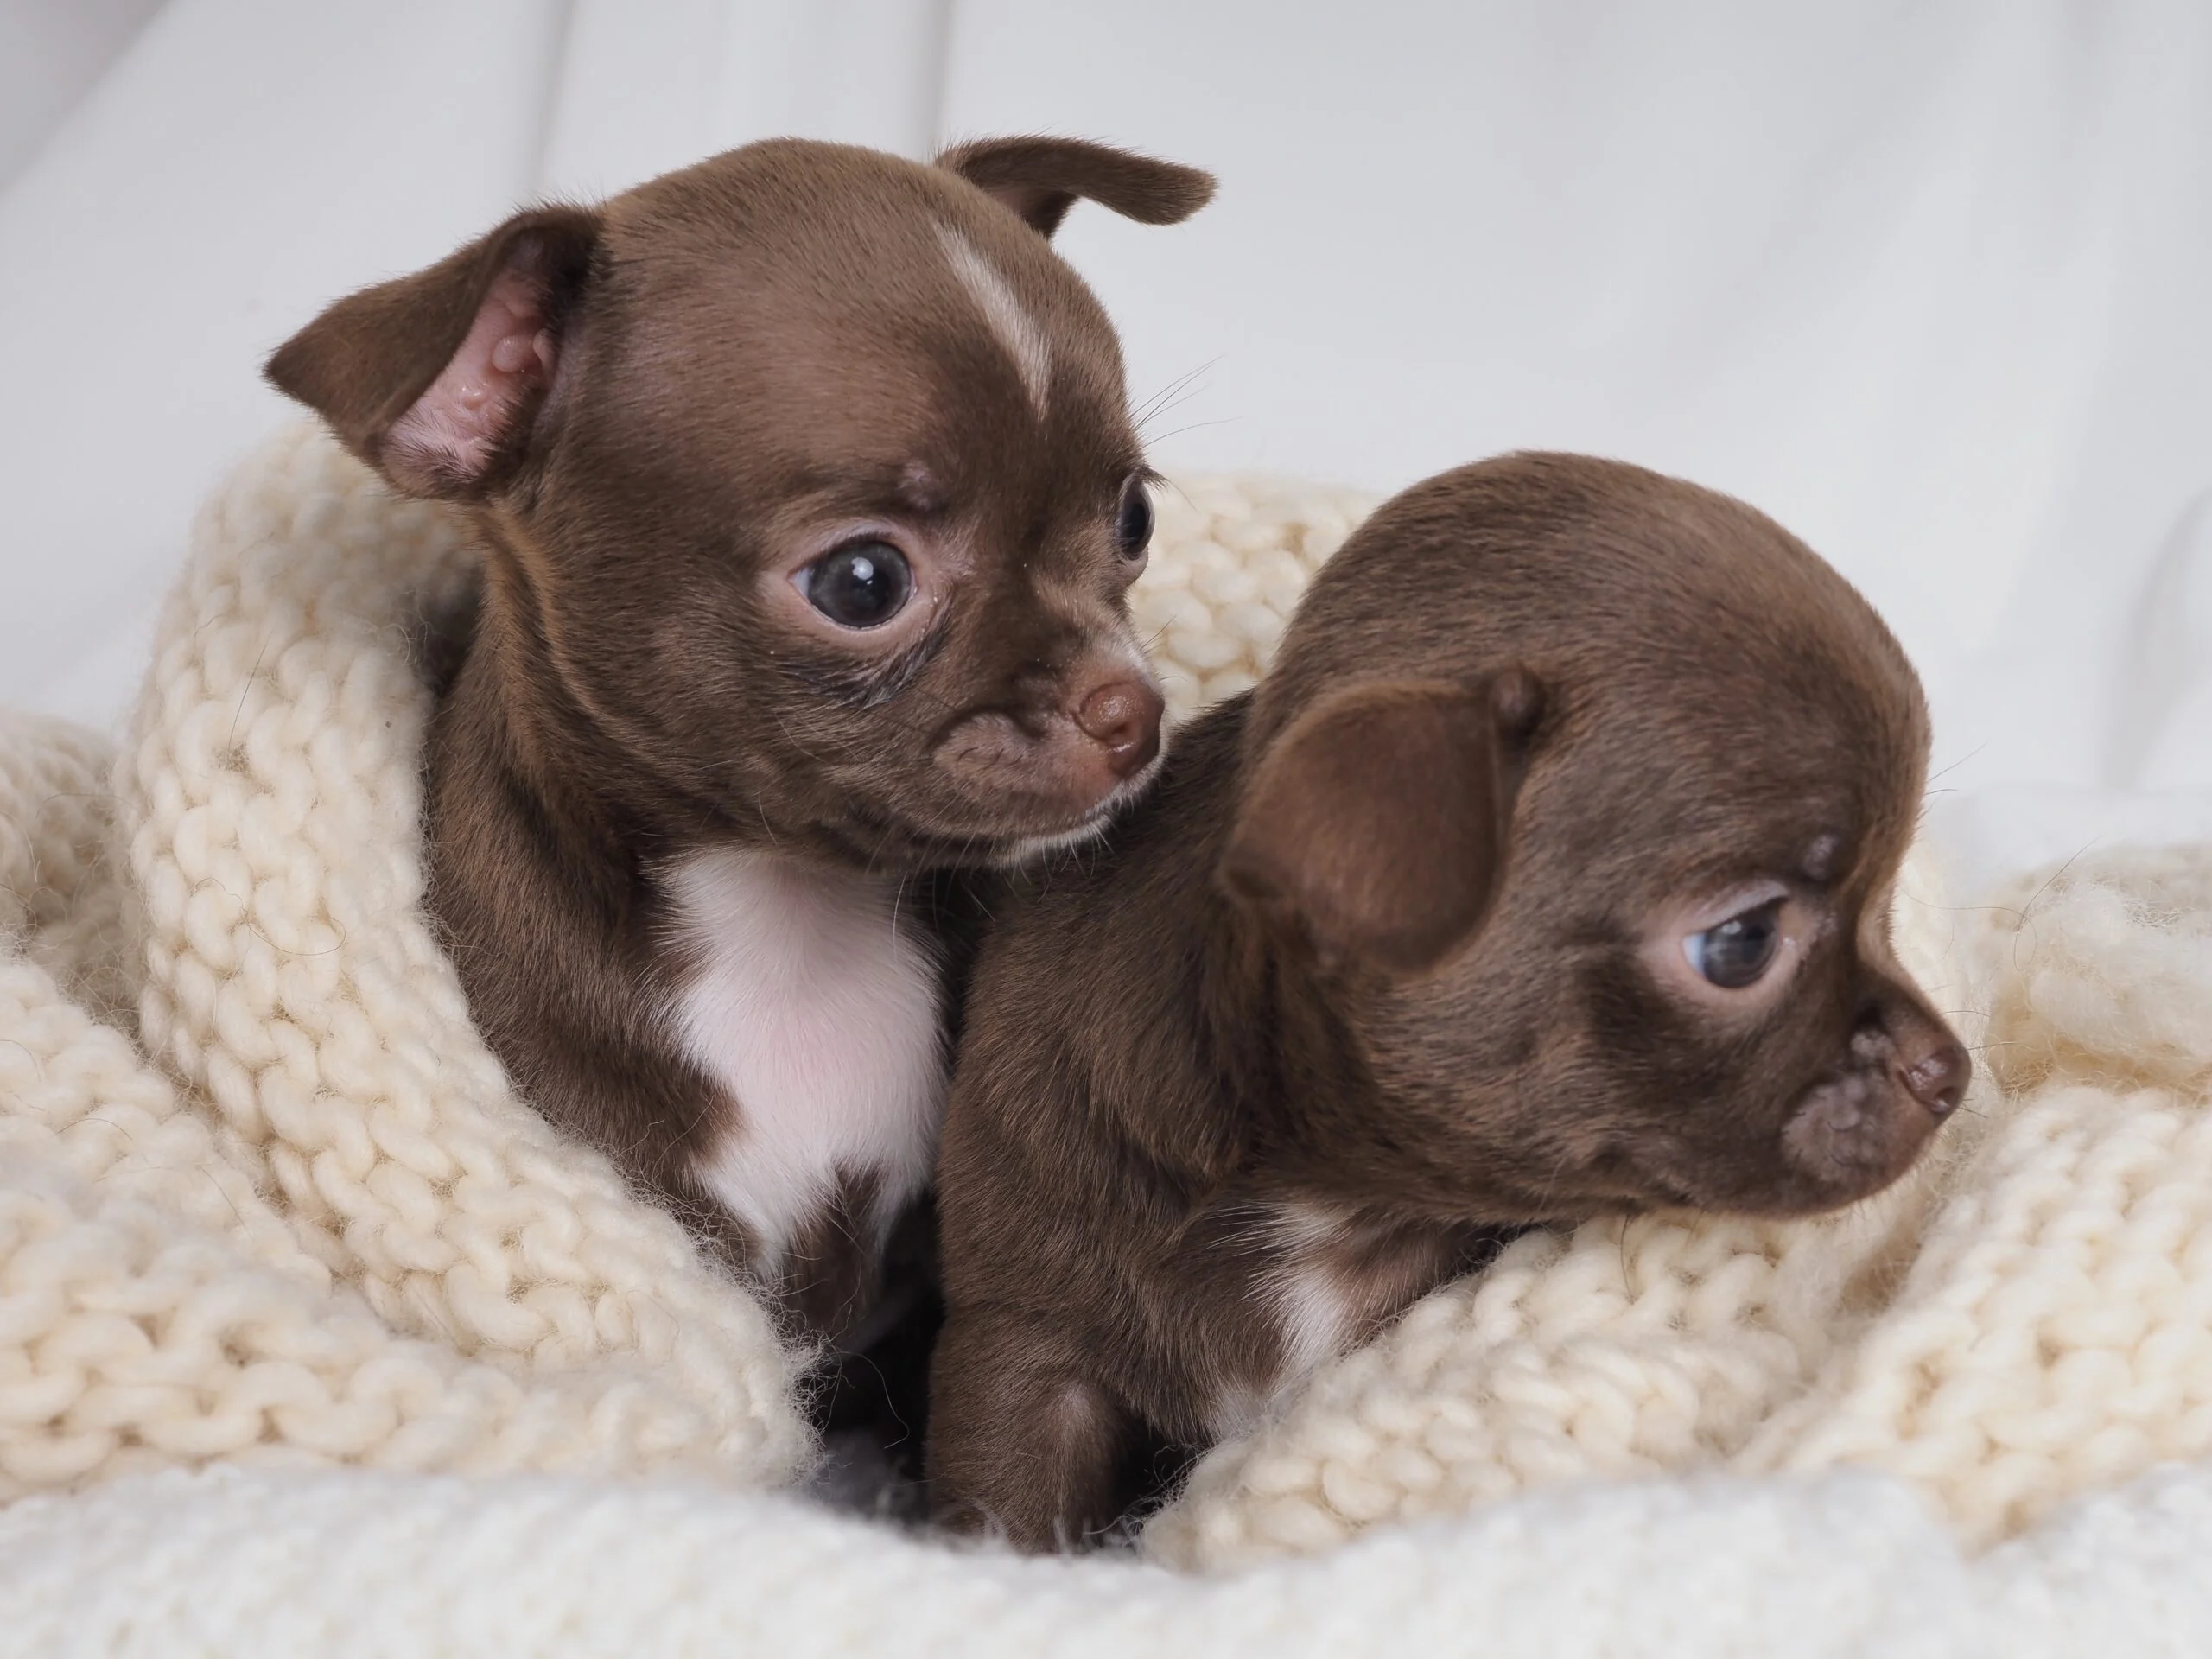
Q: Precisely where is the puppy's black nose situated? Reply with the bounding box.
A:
[1896,1037,1969,1119]
[1074,679,1164,780]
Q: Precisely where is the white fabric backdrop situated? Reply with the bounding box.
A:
[3,1,2210,861]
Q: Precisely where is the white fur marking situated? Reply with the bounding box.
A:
[1271,1204,1358,1379]
[938,225,1052,414]
[664,848,945,1272]
[1213,1204,1359,1439]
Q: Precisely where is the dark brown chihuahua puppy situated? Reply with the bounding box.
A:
[929,453,1970,1550]
[264,136,1211,1351]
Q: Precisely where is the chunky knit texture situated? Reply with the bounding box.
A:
[8,1459,2212,1657]
[5,426,2212,1621]
[2,428,805,1497]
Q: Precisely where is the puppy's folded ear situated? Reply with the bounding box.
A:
[264,207,602,499]
[936,137,1215,238]
[1220,672,1545,977]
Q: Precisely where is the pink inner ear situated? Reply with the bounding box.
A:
[384,270,557,490]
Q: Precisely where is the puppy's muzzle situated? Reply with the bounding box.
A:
[1781,1003,1968,1199]
[933,671,1166,828]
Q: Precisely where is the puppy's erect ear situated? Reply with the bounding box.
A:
[1220,672,1545,977]
[264,207,601,499]
[936,137,1215,238]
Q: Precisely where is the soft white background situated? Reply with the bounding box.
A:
[5,0,2211,868]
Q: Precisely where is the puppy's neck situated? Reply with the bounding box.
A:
[1184,718,1486,1217]
[1206,920,1400,1195]
[1146,713,1382,1175]
[452,519,734,876]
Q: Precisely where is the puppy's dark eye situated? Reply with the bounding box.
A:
[1683,899,1783,989]
[804,540,912,630]
[1115,480,1154,563]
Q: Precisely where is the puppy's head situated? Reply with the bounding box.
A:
[1220,454,1967,1221]
[266,137,1213,866]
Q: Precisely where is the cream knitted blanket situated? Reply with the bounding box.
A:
[4,426,2212,1621]
[1,428,806,1497]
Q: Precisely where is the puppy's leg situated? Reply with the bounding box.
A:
[927,1307,1129,1551]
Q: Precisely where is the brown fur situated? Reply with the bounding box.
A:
[262,135,1213,1352]
[928,454,1969,1549]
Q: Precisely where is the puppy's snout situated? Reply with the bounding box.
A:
[1893,1029,1969,1119]
[931,666,1166,836]
[1073,678,1163,780]
[1778,997,1967,1204]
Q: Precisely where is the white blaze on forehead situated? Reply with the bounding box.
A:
[937,224,1053,415]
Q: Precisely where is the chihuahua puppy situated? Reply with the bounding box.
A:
[263,136,1211,1349]
[928,453,1970,1550]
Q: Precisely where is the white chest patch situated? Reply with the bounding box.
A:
[1214,1203,1361,1440]
[661,847,945,1272]
[1268,1202,1359,1381]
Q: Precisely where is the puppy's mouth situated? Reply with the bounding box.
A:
[981,763,1166,866]
[1775,1065,1942,1205]
[817,756,1165,870]
[1611,1077,1939,1220]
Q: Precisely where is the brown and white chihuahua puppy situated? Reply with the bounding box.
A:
[928,453,1971,1550]
[263,137,1211,1355]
